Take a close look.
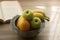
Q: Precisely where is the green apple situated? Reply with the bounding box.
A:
[31,17,42,29]
[22,9,33,21]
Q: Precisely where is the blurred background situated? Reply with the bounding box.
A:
[0,0,60,40]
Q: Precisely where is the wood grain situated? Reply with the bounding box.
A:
[0,23,50,40]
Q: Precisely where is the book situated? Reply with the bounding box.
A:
[0,1,22,24]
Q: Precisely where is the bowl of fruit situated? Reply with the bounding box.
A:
[10,9,49,38]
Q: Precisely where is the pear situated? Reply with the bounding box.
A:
[17,16,30,31]
[22,9,33,21]
[31,17,42,29]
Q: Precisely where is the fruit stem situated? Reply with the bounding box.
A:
[44,16,50,21]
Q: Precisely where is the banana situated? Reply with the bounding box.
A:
[32,9,44,13]
[32,9,49,21]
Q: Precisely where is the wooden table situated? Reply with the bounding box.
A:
[0,23,50,40]
[0,24,19,40]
